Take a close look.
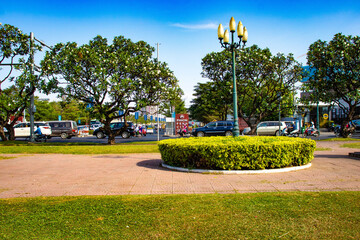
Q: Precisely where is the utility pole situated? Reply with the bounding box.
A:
[156,43,160,141]
[29,32,35,142]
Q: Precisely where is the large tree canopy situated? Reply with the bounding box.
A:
[198,46,302,133]
[302,33,360,135]
[189,81,231,123]
[237,45,302,131]
[0,23,41,141]
[41,35,180,144]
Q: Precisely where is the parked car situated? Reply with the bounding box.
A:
[242,127,251,135]
[4,122,52,139]
[47,120,78,139]
[90,124,102,130]
[146,125,154,134]
[93,122,135,139]
[256,121,287,136]
[191,121,234,137]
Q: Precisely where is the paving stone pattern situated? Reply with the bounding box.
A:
[0,141,359,198]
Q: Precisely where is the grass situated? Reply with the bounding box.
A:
[319,137,360,142]
[0,192,359,239]
[340,142,360,149]
[0,139,351,154]
[0,141,159,154]
[315,147,332,151]
[0,156,16,160]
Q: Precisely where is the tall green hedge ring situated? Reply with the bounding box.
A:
[158,136,316,170]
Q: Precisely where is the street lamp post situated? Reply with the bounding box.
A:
[29,32,35,142]
[218,17,248,137]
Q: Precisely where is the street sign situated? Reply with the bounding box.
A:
[144,115,147,121]
[135,112,139,120]
[323,113,329,120]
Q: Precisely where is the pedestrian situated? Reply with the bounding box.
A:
[139,125,143,136]
[135,125,139,136]
[142,126,147,136]
[182,125,187,135]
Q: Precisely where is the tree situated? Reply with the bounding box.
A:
[198,46,302,133]
[189,81,231,123]
[41,35,180,144]
[0,23,41,141]
[236,45,301,132]
[161,86,187,117]
[302,33,360,136]
[31,98,86,122]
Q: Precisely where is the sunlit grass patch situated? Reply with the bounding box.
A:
[0,192,359,239]
[340,142,360,149]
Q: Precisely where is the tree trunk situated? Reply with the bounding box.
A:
[0,128,7,141]
[107,131,116,145]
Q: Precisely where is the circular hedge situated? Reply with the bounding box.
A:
[158,136,316,170]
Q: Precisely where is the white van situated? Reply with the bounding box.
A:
[5,122,52,139]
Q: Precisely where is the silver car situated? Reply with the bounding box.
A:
[256,121,287,136]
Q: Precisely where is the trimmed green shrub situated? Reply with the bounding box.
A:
[158,136,316,170]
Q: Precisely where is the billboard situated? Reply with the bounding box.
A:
[175,114,189,134]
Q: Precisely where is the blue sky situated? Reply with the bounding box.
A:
[1,0,360,106]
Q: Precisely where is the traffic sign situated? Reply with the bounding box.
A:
[135,112,139,120]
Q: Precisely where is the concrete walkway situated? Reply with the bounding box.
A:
[0,141,359,198]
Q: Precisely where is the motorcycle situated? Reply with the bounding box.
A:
[35,134,47,142]
[334,122,355,138]
[303,128,320,137]
[280,127,300,137]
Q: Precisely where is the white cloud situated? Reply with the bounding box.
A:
[171,22,217,30]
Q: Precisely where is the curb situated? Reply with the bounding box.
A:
[161,162,312,174]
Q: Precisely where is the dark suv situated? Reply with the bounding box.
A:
[47,120,78,139]
[93,122,135,139]
[191,121,234,137]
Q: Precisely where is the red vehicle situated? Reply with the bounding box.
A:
[303,128,320,137]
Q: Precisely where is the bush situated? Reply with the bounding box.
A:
[158,136,316,170]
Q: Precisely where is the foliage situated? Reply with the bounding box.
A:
[160,84,187,117]
[1,192,359,239]
[31,98,84,121]
[189,81,231,123]
[236,46,302,132]
[41,35,180,144]
[302,33,360,135]
[0,23,42,141]
[197,46,302,132]
[158,136,315,170]
[191,51,233,122]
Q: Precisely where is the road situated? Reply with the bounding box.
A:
[2,129,350,144]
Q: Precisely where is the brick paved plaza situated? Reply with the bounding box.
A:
[0,141,359,198]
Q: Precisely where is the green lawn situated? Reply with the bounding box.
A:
[0,192,359,239]
[0,141,159,154]
[315,147,332,151]
[319,137,360,142]
[341,142,360,149]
